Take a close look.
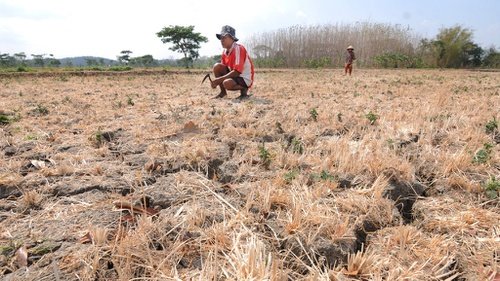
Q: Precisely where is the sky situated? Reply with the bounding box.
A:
[1,0,499,60]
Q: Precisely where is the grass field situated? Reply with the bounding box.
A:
[0,68,499,280]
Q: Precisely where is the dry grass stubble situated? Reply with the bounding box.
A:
[0,69,498,280]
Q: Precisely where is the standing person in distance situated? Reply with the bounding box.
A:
[211,25,255,99]
[344,46,356,76]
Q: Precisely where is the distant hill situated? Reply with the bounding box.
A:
[58,56,117,67]
[58,56,179,67]
[18,55,217,67]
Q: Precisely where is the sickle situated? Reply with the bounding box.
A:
[201,73,213,84]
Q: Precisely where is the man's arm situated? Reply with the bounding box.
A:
[211,69,241,88]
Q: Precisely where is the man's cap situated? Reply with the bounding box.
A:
[216,25,239,41]
[347,46,354,50]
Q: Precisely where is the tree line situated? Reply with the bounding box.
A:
[0,50,218,69]
[0,53,63,68]
[0,52,164,69]
[246,22,500,68]
[0,25,212,70]
[2,22,499,70]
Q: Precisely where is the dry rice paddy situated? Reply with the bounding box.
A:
[0,68,499,280]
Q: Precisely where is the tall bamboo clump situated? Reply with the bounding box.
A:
[246,22,421,68]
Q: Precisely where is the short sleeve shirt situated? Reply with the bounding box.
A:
[222,42,255,87]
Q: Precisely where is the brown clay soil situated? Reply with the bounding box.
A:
[0,68,499,280]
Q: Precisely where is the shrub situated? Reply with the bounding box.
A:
[319,170,336,181]
[473,143,493,164]
[485,117,498,134]
[259,145,271,169]
[373,52,425,68]
[253,57,286,68]
[365,111,378,125]
[310,170,337,182]
[283,169,299,183]
[291,137,304,154]
[484,177,499,199]
[301,57,332,68]
[0,114,10,125]
[108,66,132,71]
[309,108,318,122]
[32,104,49,116]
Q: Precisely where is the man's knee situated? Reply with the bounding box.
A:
[222,78,235,89]
[213,63,228,75]
[213,62,224,69]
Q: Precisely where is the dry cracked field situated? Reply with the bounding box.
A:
[0,68,499,280]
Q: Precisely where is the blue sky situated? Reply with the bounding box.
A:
[0,0,499,59]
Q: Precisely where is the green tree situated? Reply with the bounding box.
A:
[156,25,208,68]
[14,52,27,66]
[31,54,46,67]
[117,50,132,65]
[0,53,15,67]
[432,25,477,68]
[465,43,484,67]
[129,55,156,67]
[417,39,436,67]
[47,54,61,67]
[483,47,500,68]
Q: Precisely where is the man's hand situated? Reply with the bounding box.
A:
[211,77,222,89]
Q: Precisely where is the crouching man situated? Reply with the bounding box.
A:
[212,25,254,99]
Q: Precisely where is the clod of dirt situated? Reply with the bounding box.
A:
[158,160,192,175]
[261,135,277,142]
[140,176,177,209]
[52,179,132,197]
[383,179,426,223]
[280,235,311,274]
[338,179,352,189]
[3,146,16,157]
[397,133,420,148]
[182,121,200,134]
[284,134,296,148]
[92,128,123,147]
[204,158,239,183]
[415,165,437,187]
[431,132,448,146]
[0,184,21,199]
[206,158,224,180]
[312,237,357,268]
[178,256,203,270]
[354,220,382,252]
[125,154,151,168]
[100,131,115,142]
[201,213,224,228]
[0,201,16,213]
[133,195,153,208]
[280,235,359,273]
[228,141,237,157]
[320,129,336,137]
[217,161,239,183]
